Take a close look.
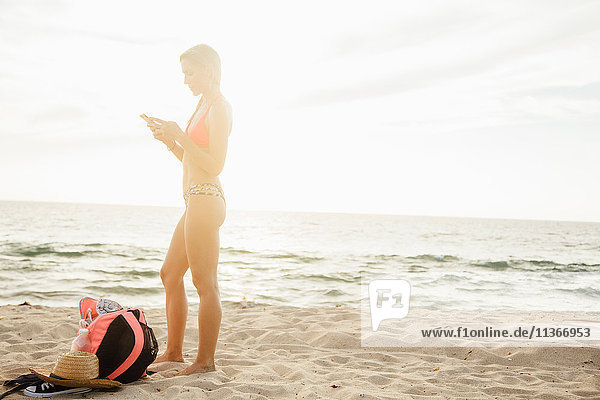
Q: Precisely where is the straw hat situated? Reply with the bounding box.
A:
[30,351,121,389]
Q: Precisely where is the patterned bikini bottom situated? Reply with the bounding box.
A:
[183,183,226,207]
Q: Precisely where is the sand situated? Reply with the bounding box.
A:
[1,303,599,399]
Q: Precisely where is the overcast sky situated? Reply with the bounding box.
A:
[1,0,599,222]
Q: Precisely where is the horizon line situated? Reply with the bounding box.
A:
[1,198,598,225]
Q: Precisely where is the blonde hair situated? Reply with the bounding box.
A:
[180,44,221,87]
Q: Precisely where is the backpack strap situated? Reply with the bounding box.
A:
[106,311,144,380]
[79,297,98,320]
[1,374,44,400]
[88,312,123,354]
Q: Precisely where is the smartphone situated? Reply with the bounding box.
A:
[140,114,158,125]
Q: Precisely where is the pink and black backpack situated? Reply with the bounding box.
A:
[78,297,159,383]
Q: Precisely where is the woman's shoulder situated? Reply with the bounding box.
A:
[217,94,231,110]
[206,95,233,133]
[212,95,232,118]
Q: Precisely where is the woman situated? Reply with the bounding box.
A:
[143,44,232,376]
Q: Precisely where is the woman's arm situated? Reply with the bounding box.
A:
[167,142,184,162]
[176,101,231,176]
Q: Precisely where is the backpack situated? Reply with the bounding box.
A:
[78,297,159,383]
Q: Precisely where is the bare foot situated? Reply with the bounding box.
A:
[174,362,216,376]
[151,352,185,365]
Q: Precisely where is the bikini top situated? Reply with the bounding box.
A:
[185,93,223,148]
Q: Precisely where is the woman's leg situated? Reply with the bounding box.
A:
[176,194,225,375]
[154,211,190,363]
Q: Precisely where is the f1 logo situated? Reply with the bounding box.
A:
[368,279,411,331]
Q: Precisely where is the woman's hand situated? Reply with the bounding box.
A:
[147,117,185,143]
[146,122,174,146]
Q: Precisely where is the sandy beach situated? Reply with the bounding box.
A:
[0,303,599,399]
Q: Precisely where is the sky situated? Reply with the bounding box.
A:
[0,0,599,222]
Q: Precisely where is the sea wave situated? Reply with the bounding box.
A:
[0,241,162,260]
[406,254,460,263]
[353,253,598,272]
[221,246,324,264]
[6,290,87,300]
[221,247,255,255]
[281,273,358,284]
[89,268,159,278]
[474,259,599,273]
[556,287,600,298]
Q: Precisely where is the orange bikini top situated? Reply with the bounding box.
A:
[185,93,223,148]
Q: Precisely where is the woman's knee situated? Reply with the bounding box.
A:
[160,264,185,289]
[191,275,219,296]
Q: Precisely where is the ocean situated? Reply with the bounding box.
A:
[0,200,598,311]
